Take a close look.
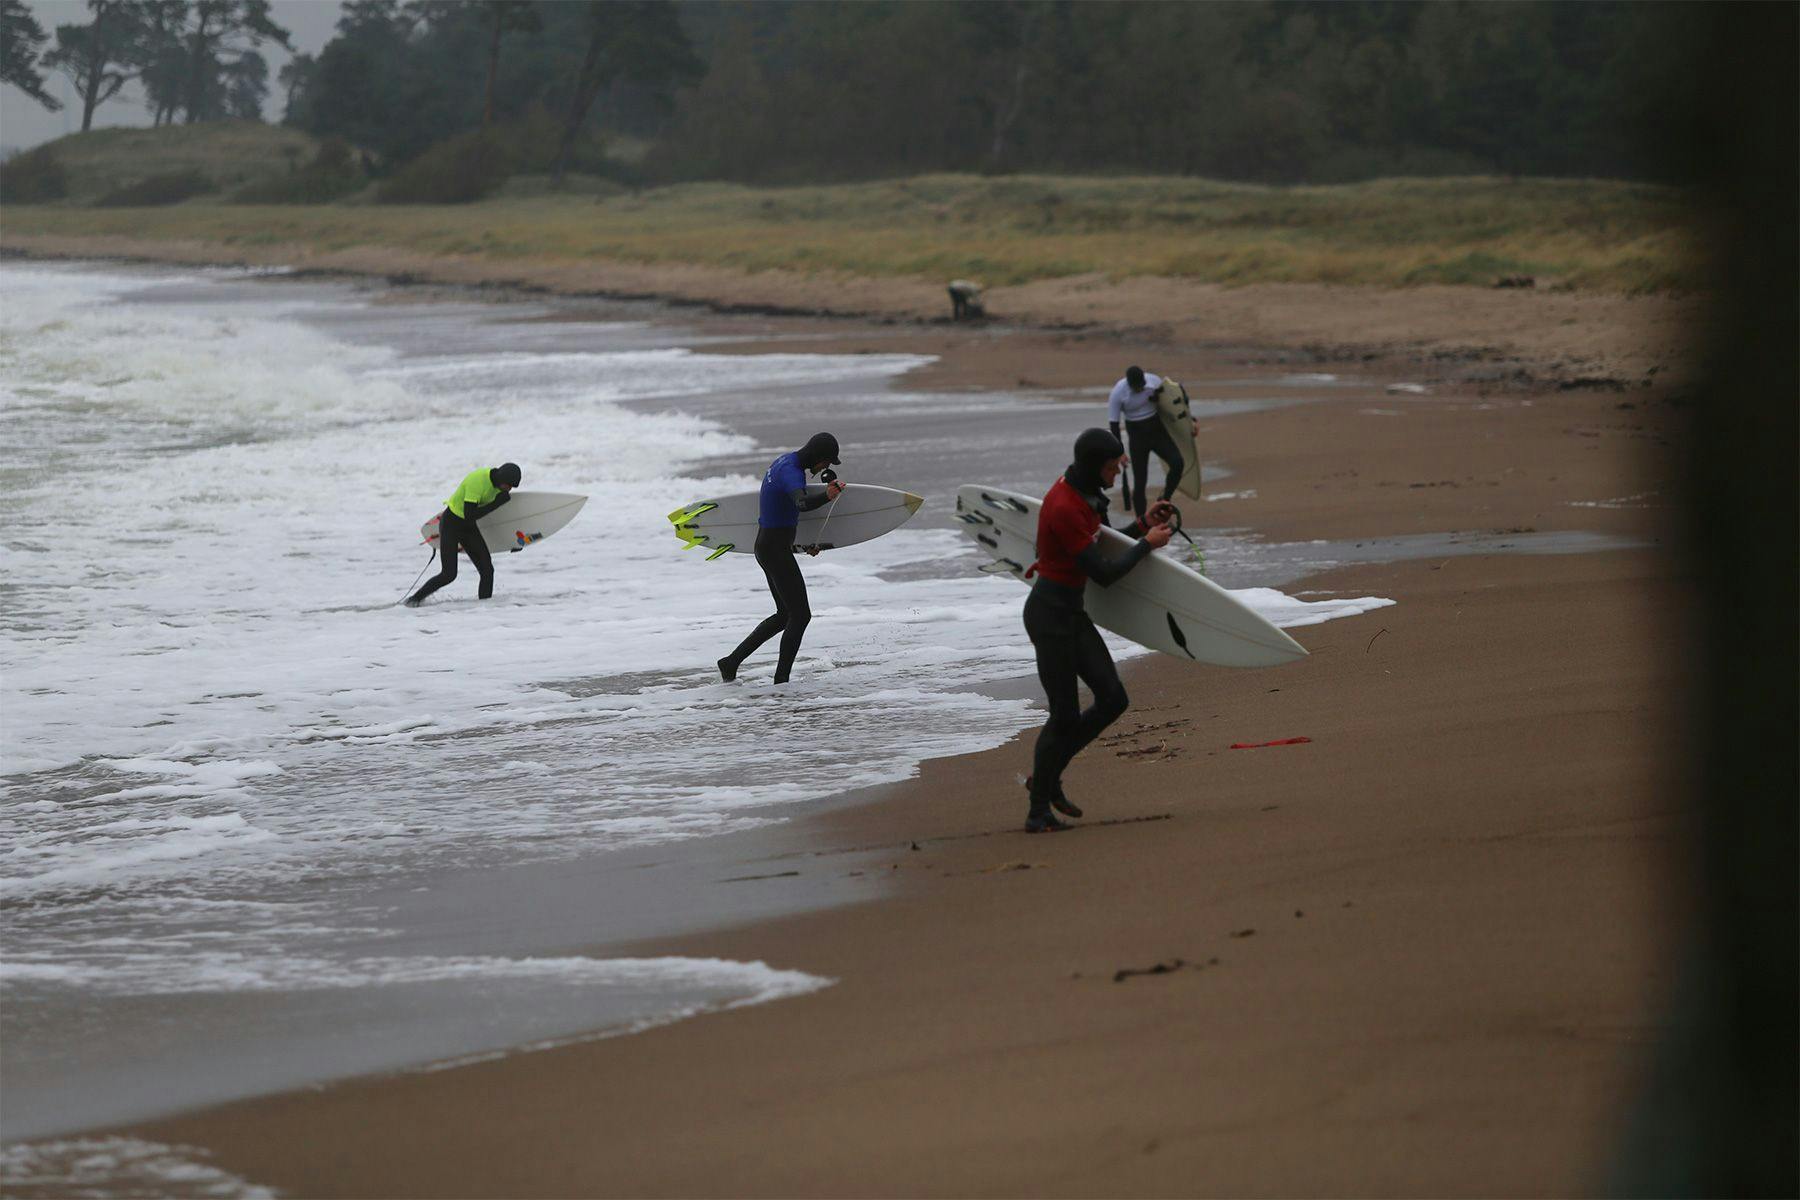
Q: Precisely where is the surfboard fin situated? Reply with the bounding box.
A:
[705,543,733,561]
[1165,614,1197,659]
[667,501,718,526]
[978,491,1029,513]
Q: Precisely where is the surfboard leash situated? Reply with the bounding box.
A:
[1165,506,1206,574]
[811,470,844,552]
[814,490,844,549]
[396,546,438,606]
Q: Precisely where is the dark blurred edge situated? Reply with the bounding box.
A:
[1613,3,1799,1196]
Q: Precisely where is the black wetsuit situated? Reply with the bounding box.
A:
[1025,580,1129,794]
[410,496,507,604]
[1121,415,1184,523]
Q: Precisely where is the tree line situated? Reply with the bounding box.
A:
[278,0,698,181]
[3,0,289,130]
[648,0,1697,184]
[6,0,1699,187]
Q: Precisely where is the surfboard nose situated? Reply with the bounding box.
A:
[903,493,924,514]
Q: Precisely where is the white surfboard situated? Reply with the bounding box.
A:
[955,484,1305,668]
[421,491,588,555]
[670,484,924,559]
[1154,378,1202,500]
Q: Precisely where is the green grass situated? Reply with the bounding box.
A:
[22,121,327,203]
[3,168,1704,293]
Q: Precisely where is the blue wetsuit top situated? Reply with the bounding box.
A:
[759,452,809,528]
[759,450,839,530]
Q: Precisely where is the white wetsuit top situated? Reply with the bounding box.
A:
[1107,373,1164,424]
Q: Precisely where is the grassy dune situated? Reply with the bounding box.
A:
[5,171,1700,293]
[20,121,326,204]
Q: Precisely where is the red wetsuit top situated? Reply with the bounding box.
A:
[1031,476,1106,587]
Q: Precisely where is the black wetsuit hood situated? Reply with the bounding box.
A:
[797,432,841,470]
[1064,427,1123,502]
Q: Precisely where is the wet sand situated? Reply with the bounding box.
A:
[69,299,1694,1196]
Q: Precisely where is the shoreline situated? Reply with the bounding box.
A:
[2,234,1700,391]
[2,256,1688,1196]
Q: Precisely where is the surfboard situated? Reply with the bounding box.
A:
[670,485,925,559]
[954,484,1305,668]
[421,491,589,555]
[1154,378,1202,500]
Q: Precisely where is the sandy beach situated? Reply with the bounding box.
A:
[1,243,1691,1196]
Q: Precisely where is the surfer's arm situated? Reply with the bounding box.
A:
[462,492,510,520]
[790,479,845,512]
[1075,537,1153,587]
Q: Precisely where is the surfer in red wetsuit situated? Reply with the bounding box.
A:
[1023,428,1173,832]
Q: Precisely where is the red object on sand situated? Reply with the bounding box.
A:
[1229,737,1312,750]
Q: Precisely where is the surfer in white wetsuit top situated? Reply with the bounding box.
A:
[1108,365,1191,524]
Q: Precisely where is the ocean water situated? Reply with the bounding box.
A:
[0,263,1392,1151]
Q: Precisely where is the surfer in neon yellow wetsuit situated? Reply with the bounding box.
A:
[717,433,845,684]
[405,463,522,607]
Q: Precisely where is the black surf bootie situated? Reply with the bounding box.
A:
[1026,775,1083,820]
[1023,776,1071,832]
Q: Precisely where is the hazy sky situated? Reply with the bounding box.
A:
[0,0,345,153]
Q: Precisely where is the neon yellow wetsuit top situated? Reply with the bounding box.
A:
[445,468,500,519]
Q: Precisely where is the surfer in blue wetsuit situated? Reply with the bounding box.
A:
[718,433,846,685]
[405,463,522,607]
[1023,429,1173,831]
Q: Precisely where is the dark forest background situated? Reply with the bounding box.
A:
[6,0,1706,188]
